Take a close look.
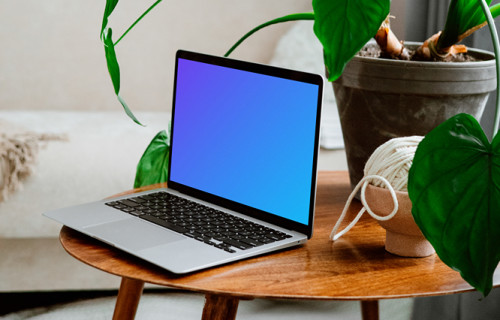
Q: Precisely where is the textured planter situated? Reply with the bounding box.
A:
[333,43,496,190]
[364,184,435,257]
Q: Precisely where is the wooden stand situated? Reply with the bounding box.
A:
[59,171,499,320]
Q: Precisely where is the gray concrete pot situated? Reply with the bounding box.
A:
[333,42,496,190]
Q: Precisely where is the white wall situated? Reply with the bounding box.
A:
[390,0,406,40]
[0,0,312,112]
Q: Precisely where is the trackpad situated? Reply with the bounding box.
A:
[84,218,185,251]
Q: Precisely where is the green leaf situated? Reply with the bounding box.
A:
[103,28,120,95]
[134,130,170,188]
[438,0,500,49]
[117,94,142,126]
[408,113,500,296]
[101,0,119,40]
[312,0,390,81]
[100,0,163,125]
[103,28,143,126]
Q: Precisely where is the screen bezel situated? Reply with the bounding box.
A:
[167,50,323,239]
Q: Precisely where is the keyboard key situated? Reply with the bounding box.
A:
[240,237,264,247]
[223,239,254,250]
[266,233,287,241]
[129,210,145,217]
[118,199,141,207]
[257,237,275,244]
[131,197,148,203]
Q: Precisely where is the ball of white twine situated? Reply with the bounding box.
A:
[330,136,424,241]
[363,136,423,192]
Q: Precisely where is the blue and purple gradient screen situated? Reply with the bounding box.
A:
[169,58,320,225]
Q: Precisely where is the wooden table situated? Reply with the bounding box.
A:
[59,171,500,320]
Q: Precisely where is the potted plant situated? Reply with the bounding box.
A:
[99,0,500,296]
[225,0,500,190]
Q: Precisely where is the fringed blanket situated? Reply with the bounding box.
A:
[0,132,66,201]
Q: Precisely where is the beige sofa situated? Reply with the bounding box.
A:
[0,0,350,292]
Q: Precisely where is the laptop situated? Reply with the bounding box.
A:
[44,50,324,274]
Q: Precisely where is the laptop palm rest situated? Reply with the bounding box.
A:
[84,219,185,251]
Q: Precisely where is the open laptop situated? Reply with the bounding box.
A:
[44,50,324,274]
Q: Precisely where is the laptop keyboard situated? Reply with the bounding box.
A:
[105,191,292,253]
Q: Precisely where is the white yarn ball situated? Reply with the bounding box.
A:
[330,135,424,241]
[363,136,424,192]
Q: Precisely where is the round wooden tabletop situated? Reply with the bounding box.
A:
[60,171,500,301]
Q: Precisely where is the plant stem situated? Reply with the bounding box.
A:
[478,0,500,135]
[114,0,163,46]
[224,12,314,57]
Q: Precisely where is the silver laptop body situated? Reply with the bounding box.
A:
[44,50,324,274]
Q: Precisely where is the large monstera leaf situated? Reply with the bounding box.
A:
[312,0,390,81]
[408,113,500,296]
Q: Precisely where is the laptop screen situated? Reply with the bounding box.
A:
[168,51,322,234]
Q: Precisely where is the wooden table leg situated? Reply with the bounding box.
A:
[202,293,240,320]
[361,300,379,320]
[112,277,145,320]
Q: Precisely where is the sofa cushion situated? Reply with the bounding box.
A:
[0,110,170,238]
